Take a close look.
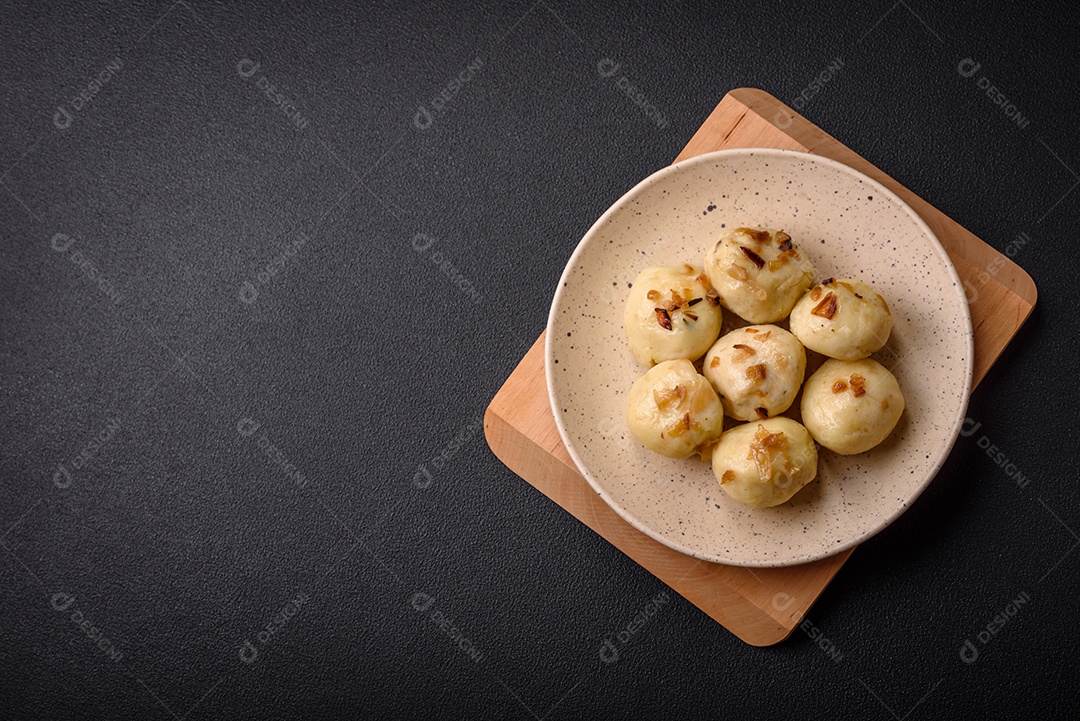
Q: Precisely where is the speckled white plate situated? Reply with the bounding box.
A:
[546,148,973,567]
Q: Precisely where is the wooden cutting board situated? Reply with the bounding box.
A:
[483,88,1037,646]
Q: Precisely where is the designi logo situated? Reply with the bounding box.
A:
[237,58,260,78]
[238,639,259,664]
[52,464,73,489]
[237,417,261,437]
[410,592,435,612]
[51,592,76,612]
[772,592,796,612]
[239,281,258,305]
[50,233,76,252]
[54,107,73,130]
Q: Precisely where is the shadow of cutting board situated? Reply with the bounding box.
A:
[484,88,1037,646]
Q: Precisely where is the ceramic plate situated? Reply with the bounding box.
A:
[546,148,973,567]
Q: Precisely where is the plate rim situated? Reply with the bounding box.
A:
[544,147,975,568]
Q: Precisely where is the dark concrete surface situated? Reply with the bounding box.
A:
[1,1,1075,718]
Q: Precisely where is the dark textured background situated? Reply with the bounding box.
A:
[1,1,1076,718]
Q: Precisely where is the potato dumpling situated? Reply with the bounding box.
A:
[624,265,723,365]
[626,359,724,458]
[702,325,806,422]
[711,418,818,508]
[703,227,815,323]
[789,278,892,361]
[801,358,904,455]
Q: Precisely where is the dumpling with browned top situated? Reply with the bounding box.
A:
[702,325,806,422]
[703,227,815,323]
[789,277,892,360]
[711,417,818,508]
[801,358,904,455]
[626,359,725,458]
[624,265,723,366]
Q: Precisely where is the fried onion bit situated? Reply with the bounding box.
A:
[811,292,838,320]
[655,307,673,330]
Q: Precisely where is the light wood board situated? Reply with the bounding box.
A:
[484,88,1037,646]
